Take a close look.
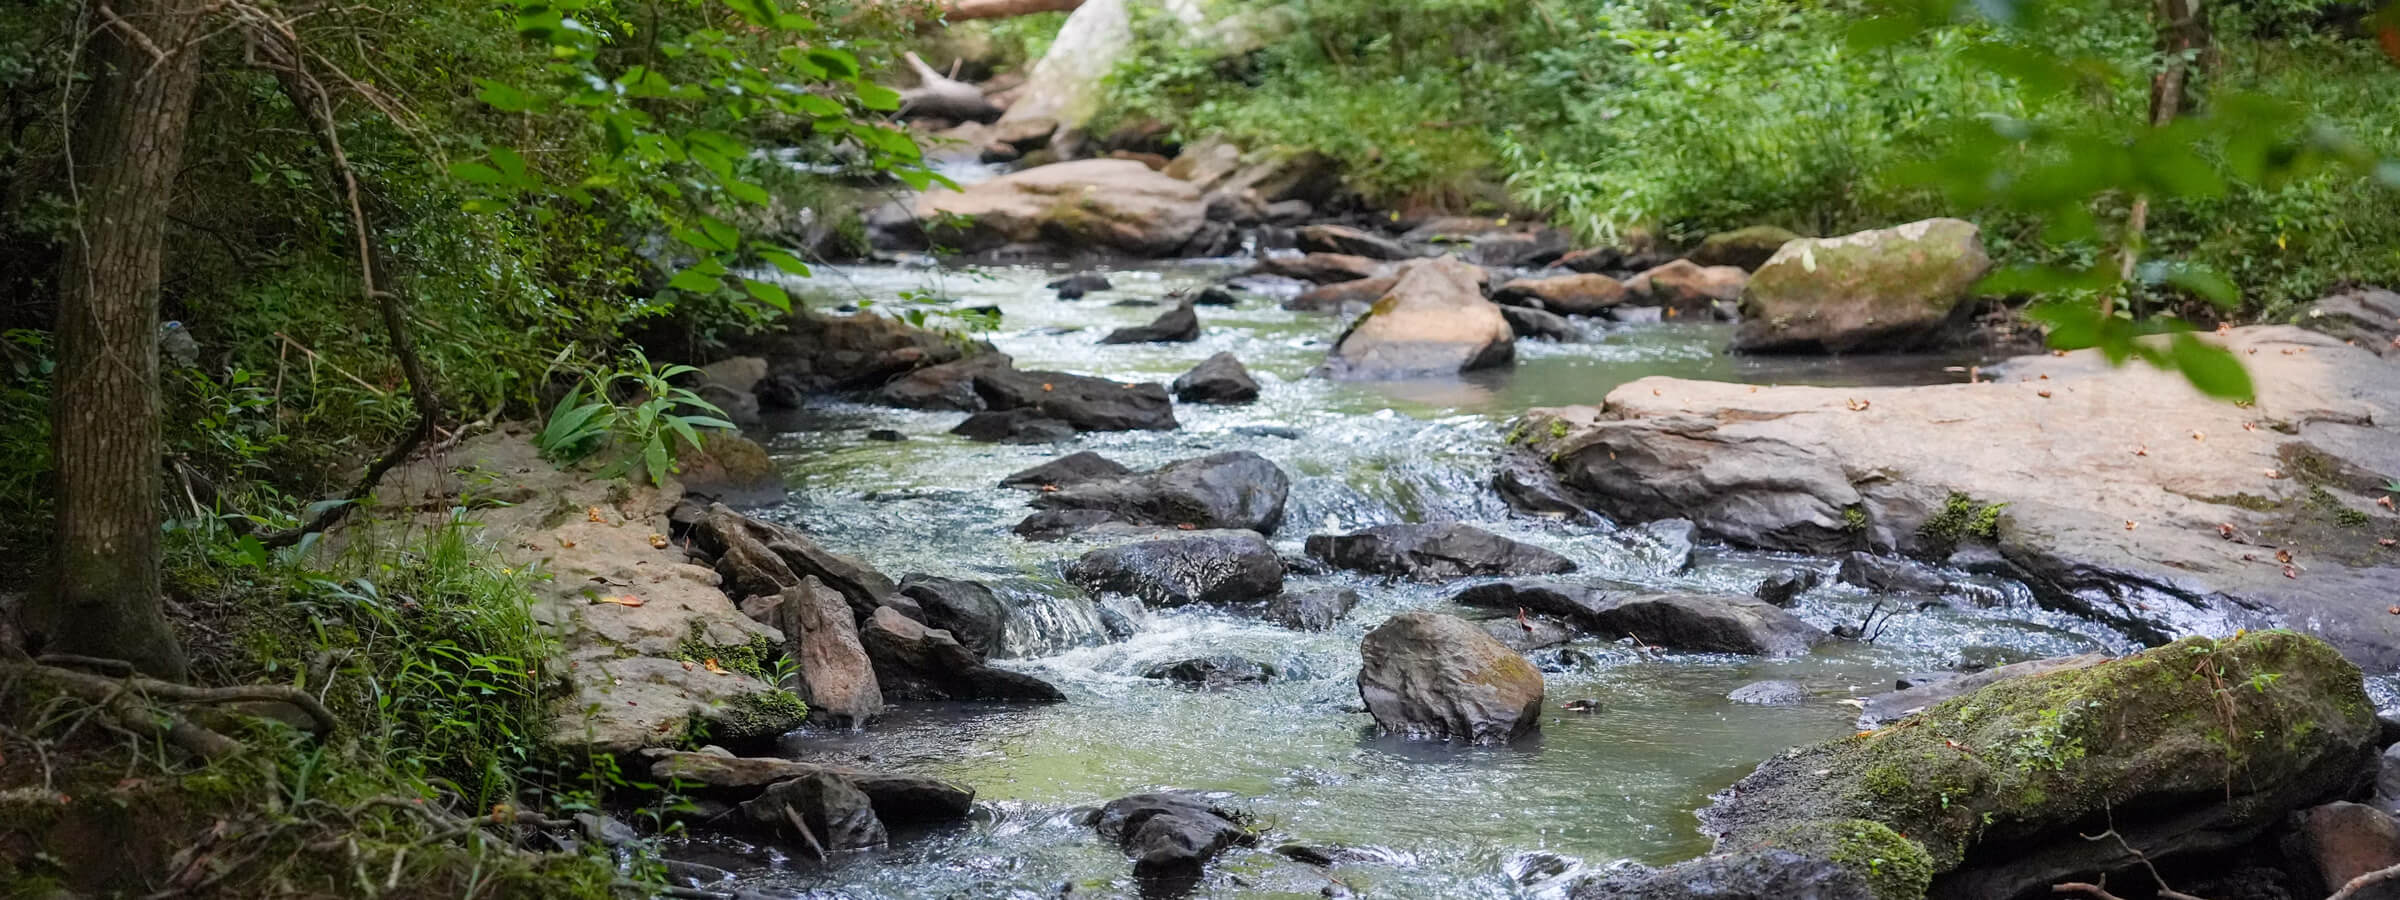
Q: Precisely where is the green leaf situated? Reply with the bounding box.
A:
[723,178,770,206]
[642,439,671,486]
[450,162,505,184]
[2169,332,2254,400]
[853,80,902,112]
[806,48,859,79]
[758,249,812,277]
[743,278,791,312]
[475,79,537,112]
[2146,261,2242,309]
[667,265,724,293]
[2024,300,2102,349]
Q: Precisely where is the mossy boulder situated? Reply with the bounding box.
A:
[1700,630,2377,900]
[1734,218,1991,354]
[1569,819,1927,900]
[1690,224,1803,271]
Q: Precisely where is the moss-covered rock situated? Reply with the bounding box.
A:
[1735,217,1991,354]
[1752,819,1935,900]
[1701,630,2377,899]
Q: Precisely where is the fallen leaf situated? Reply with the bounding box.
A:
[2218,523,2235,539]
[681,660,694,671]
[1846,398,1870,411]
[1041,383,1054,392]
[1652,388,1662,396]
[587,506,605,523]
[1176,523,1197,531]
[2379,496,2395,510]
[2283,565,2299,579]
[2053,350,2068,357]
[2381,538,2397,547]
[2265,469,2285,479]
[2275,548,2294,565]
[2037,390,2052,399]
[1039,484,1060,492]
[2133,445,2149,457]
[2124,520,2137,531]
[2247,348,2259,355]
[2215,322,2232,336]
[2389,606,2399,615]
[558,538,577,549]
[593,594,645,607]
[2191,430,2204,442]
[703,658,729,675]
[649,533,670,549]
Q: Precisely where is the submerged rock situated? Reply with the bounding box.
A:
[1754,567,1823,607]
[1020,450,1291,538]
[1500,305,1577,342]
[1101,299,1201,344]
[1143,655,1278,687]
[1734,217,1992,353]
[1856,653,2108,728]
[1726,680,1806,706]
[1357,611,1544,743]
[1171,352,1261,404]
[1066,530,1284,607]
[1086,792,1257,887]
[2286,801,2400,897]
[972,366,1178,434]
[1321,257,1515,379]
[951,408,1077,443]
[1304,523,1577,581]
[1264,587,1358,631]
[1836,552,1950,594]
[1453,581,1827,657]
[860,607,1066,702]
[1000,450,1133,490]
[1297,223,1413,260]
[1701,631,2377,900]
[1048,272,1114,298]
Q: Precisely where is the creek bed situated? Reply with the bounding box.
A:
[677,259,2133,898]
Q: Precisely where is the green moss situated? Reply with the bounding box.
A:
[2198,492,2282,512]
[1709,631,2374,874]
[1844,505,1869,532]
[675,624,781,680]
[1917,493,2005,556]
[1763,819,1935,900]
[717,689,808,740]
[1548,419,1569,439]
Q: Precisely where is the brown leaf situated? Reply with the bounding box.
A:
[2217,523,2235,539]
[2275,548,2294,565]
[2037,390,2052,399]
[2283,565,2299,579]
[703,658,729,675]
[593,594,645,607]
[587,506,605,523]
[2124,520,2137,531]
[649,533,670,549]
[558,538,577,549]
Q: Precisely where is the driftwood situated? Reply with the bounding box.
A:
[899,51,1002,122]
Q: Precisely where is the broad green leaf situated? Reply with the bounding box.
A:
[2147,262,2242,309]
[450,162,505,184]
[743,278,792,312]
[758,248,812,277]
[2024,300,2101,349]
[2169,332,2254,400]
[475,79,537,112]
[667,265,724,293]
[854,81,902,112]
[807,48,859,78]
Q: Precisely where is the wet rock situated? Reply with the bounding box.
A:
[864,428,906,442]
[766,579,883,727]
[951,408,1078,443]
[1171,352,1260,404]
[1357,611,1544,743]
[879,160,1206,256]
[1554,247,1623,274]
[1754,567,1822,607]
[736,770,888,853]
[1568,840,1909,900]
[1894,671,1957,691]
[1048,272,1114,298]
[2302,286,2400,354]
[1689,225,1804,271]
[2380,744,2400,814]
[642,749,975,824]
[1516,326,2400,667]
[873,353,1014,412]
[1624,259,1746,317]
[1735,217,1992,353]
[1501,305,1577,342]
[1022,450,1290,537]
[2287,802,2400,897]
[1399,215,1517,244]
[1284,275,1396,312]
[1611,518,1696,574]
[663,859,736,888]
[1727,680,1806,706]
[1250,252,1383,284]
[1065,530,1284,607]
[1102,299,1201,344]
[860,606,1066,702]
[898,574,1008,658]
[693,504,901,620]
[1191,286,1241,307]
[1607,305,1664,324]
[1305,523,1577,581]
[1836,552,1950,594]
[1494,452,1592,519]
[729,310,979,395]
[1297,224,1413,261]
[1321,257,1515,379]
[1481,614,1577,653]
[1453,581,1828,657]
[1012,508,1128,540]
[1001,450,1134,490]
[1463,228,1573,268]
[973,366,1179,433]
[1265,587,1358,631]
[1143,655,1278,687]
[1859,655,2112,729]
[674,432,786,506]
[1493,273,1629,316]
[1703,632,2376,900]
[1086,792,1257,886]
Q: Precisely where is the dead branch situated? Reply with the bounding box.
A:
[899,50,1001,122]
[237,9,441,548]
[2053,884,2126,900]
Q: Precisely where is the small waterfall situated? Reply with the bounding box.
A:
[995,579,1122,658]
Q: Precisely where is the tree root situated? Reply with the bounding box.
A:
[1,658,338,760]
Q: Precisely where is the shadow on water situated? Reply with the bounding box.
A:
[683,261,2126,899]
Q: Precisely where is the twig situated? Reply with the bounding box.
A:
[2331,863,2400,900]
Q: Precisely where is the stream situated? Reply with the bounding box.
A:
[670,258,2139,899]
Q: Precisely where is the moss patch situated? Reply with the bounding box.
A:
[1703,631,2376,875]
[716,689,809,741]
[1759,819,1935,900]
[1916,493,2004,557]
[675,623,782,680]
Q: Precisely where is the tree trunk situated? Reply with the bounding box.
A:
[33,0,211,678]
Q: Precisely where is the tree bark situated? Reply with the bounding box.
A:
[34,0,211,678]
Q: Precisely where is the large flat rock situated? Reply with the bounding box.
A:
[884,159,1206,257]
[1519,326,2400,668]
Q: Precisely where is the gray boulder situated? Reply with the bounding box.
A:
[1101,299,1201,344]
[1086,792,1256,885]
[1453,581,1827,657]
[736,771,887,854]
[859,607,1065,702]
[1357,611,1544,743]
[1297,223,1413,260]
[1172,352,1261,404]
[1265,587,1358,631]
[897,574,1008,658]
[1020,451,1290,538]
[1000,451,1132,490]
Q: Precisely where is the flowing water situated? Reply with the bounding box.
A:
[675,259,2136,899]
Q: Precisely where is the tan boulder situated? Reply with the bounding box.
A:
[902,159,1205,256]
[1321,256,1513,379]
